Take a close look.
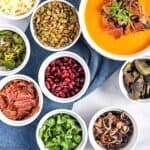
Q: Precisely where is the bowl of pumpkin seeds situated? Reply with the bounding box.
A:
[30,0,81,52]
[0,25,30,76]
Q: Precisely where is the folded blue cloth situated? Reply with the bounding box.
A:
[0,0,122,149]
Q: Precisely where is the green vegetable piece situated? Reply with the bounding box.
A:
[45,141,60,150]
[39,114,82,150]
[110,1,130,25]
[61,141,69,150]
[39,127,46,138]
[12,34,24,44]
[57,114,64,125]
[0,30,13,36]
[45,118,56,127]
[110,1,122,16]
[70,142,78,149]
[0,30,26,69]
[73,135,82,144]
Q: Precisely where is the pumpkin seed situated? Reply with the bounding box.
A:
[33,1,80,49]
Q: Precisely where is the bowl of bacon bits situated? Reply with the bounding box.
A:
[0,74,43,126]
[89,107,138,150]
[38,51,90,103]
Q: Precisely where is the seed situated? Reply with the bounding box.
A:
[45,57,85,98]
[33,1,80,49]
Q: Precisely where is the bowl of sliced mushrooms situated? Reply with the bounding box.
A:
[89,107,138,150]
[119,57,150,102]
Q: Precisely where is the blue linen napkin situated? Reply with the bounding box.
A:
[0,0,123,149]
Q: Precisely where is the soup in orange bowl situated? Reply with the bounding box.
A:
[79,0,150,60]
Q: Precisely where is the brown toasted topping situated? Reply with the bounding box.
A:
[93,111,133,150]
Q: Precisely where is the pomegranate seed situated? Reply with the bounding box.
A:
[45,57,85,98]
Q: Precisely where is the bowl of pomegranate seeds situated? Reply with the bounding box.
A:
[89,107,138,150]
[38,51,90,103]
[0,74,43,126]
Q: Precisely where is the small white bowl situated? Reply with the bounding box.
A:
[0,74,43,127]
[79,0,150,61]
[119,56,150,103]
[30,0,81,52]
[36,109,88,150]
[89,107,138,150]
[0,25,30,76]
[38,51,90,103]
[0,0,40,20]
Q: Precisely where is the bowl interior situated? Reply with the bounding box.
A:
[30,0,81,52]
[36,109,88,150]
[0,25,30,76]
[38,51,90,103]
[79,0,150,61]
[89,107,138,150]
[0,75,43,126]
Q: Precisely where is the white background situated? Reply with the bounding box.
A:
[0,16,150,150]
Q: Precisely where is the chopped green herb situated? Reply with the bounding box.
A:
[110,1,130,25]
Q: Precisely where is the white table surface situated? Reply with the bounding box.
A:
[0,16,150,150]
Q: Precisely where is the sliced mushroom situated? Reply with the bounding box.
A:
[135,59,150,76]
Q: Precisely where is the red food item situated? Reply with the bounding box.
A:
[106,23,123,38]
[103,0,113,6]
[134,22,145,31]
[45,57,85,98]
[0,80,39,120]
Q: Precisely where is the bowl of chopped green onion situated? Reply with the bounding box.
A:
[0,25,30,76]
[36,109,88,150]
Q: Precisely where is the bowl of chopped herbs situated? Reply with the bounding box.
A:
[0,25,30,76]
[36,109,88,150]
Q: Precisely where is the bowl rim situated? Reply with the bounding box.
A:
[0,74,43,127]
[38,51,90,103]
[36,109,88,150]
[119,56,150,103]
[0,24,30,76]
[30,0,81,52]
[88,106,139,150]
[0,0,41,20]
[79,0,150,61]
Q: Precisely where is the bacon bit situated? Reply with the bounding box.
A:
[3,109,17,120]
[0,95,7,109]
[106,23,123,38]
[103,0,113,6]
[125,24,132,34]
[101,0,149,38]
[134,22,145,31]
[0,80,39,120]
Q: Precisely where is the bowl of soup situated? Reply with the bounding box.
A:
[79,0,150,60]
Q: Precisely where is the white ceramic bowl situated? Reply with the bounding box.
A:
[119,56,150,103]
[0,0,40,20]
[0,74,43,126]
[30,0,81,52]
[0,25,30,76]
[89,107,138,150]
[36,109,88,150]
[38,51,90,103]
[79,0,150,61]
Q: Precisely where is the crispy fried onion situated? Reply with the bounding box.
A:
[93,111,133,149]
